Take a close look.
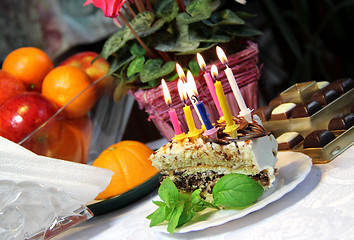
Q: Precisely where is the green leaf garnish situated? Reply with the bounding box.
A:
[213,173,264,207]
[147,174,264,234]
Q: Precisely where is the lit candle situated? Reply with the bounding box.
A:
[196,53,223,118]
[161,79,186,140]
[176,63,203,125]
[216,46,252,122]
[211,66,238,138]
[177,79,201,138]
[186,70,218,138]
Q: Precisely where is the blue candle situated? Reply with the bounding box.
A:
[196,101,213,130]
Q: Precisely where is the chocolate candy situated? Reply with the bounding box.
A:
[292,101,322,118]
[310,89,340,105]
[328,113,354,130]
[327,78,354,94]
[270,103,296,120]
[303,130,335,148]
[253,105,274,122]
[316,81,330,90]
[277,132,304,150]
[269,96,283,108]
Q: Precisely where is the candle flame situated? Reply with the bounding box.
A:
[211,65,218,80]
[177,79,188,102]
[161,79,172,105]
[176,63,186,81]
[216,46,228,65]
[196,53,206,70]
[186,70,198,97]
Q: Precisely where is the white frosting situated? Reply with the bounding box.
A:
[276,132,300,144]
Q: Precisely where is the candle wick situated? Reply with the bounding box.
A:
[191,95,199,104]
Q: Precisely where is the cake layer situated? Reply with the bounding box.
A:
[150,135,278,175]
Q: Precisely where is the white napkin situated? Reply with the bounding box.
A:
[0,136,113,204]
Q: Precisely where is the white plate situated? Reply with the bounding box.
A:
[154,151,312,233]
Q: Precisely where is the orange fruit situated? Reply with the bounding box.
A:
[21,115,93,164]
[2,47,53,91]
[92,140,158,199]
[41,65,97,118]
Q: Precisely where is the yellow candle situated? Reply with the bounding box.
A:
[214,80,237,138]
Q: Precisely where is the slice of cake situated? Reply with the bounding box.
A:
[149,117,278,200]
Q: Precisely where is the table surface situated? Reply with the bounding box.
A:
[55,145,354,240]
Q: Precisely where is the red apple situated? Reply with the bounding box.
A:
[0,70,26,106]
[59,51,110,82]
[59,51,113,95]
[0,92,57,143]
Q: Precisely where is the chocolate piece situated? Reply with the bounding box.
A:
[277,132,304,150]
[270,103,296,120]
[316,81,330,90]
[292,101,322,118]
[328,113,354,130]
[253,105,274,122]
[327,78,354,94]
[303,130,335,148]
[310,89,340,105]
[269,96,283,108]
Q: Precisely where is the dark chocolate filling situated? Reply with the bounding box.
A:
[160,169,271,194]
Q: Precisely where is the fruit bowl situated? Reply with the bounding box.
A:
[18,75,135,165]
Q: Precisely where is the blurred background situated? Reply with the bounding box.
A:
[1,0,353,142]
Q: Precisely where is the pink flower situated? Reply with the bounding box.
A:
[84,0,126,18]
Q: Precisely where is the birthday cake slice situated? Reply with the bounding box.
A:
[149,116,278,200]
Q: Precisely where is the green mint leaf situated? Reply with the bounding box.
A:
[167,201,185,234]
[213,174,264,208]
[152,200,166,207]
[178,202,196,228]
[158,178,179,208]
[147,205,171,227]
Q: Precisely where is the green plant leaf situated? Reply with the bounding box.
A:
[113,80,128,102]
[213,174,264,208]
[101,30,128,59]
[203,9,245,26]
[158,178,179,208]
[154,23,200,52]
[188,59,201,76]
[177,0,212,24]
[235,11,257,19]
[140,59,175,83]
[189,23,231,43]
[130,42,146,56]
[147,205,171,227]
[128,12,166,39]
[155,0,179,22]
[127,56,145,77]
[167,201,184,234]
[225,25,263,37]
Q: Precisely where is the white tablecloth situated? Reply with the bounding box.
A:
[55,145,354,240]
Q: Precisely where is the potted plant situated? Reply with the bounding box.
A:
[85,0,262,140]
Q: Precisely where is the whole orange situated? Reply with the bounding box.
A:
[2,47,53,91]
[41,65,97,118]
[92,140,158,200]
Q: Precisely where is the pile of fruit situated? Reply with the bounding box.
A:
[0,47,110,163]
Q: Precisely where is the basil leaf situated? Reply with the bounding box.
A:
[213,173,264,207]
[158,178,179,208]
